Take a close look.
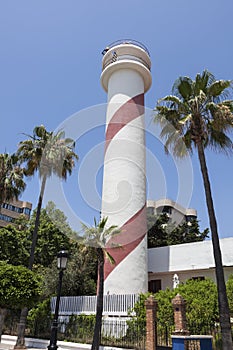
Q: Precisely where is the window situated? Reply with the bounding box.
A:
[191,276,205,281]
[147,207,154,216]
[0,213,14,223]
[186,215,196,222]
[2,203,23,213]
[162,206,172,215]
[23,207,31,215]
[148,279,161,293]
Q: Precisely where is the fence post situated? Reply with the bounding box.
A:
[145,295,157,350]
[172,294,190,336]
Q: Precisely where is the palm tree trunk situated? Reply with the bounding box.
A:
[28,175,46,270]
[197,142,232,350]
[91,248,104,350]
[0,308,7,342]
[14,175,47,349]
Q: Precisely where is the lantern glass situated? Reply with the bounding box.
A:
[57,250,68,270]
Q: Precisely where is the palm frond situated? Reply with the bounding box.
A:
[220,100,233,113]
[208,80,232,99]
[164,130,190,158]
[159,95,182,106]
[195,70,215,93]
[172,76,193,100]
[80,217,120,250]
[208,128,233,154]
[104,251,115,265]
[179,114,192,125]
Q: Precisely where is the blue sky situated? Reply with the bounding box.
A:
[0,0,233,237]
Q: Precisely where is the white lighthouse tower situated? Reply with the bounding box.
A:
[101,40,152,295]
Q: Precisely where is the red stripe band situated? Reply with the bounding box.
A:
[105,93,144,154]
[104,203,147,280]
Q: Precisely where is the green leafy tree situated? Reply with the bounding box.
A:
[43,242,97,297]
[0,153,25,214]
[0,225,29,266]
[81,217,120,350]
[16,125,78,347]
[128,279,218,342]
[127,292,151,341]
[0,262,41,340]
[45,201,76,237]
[27,242,97,339]
[0,208,72,269]
[226,275,233,317]
[31,208,71,267]
[26,298,52,339]
[154,70,233,349]
[148,213,209,248]
[176,279,218,333]
[147,213,170,247]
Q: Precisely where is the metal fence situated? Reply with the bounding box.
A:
[3,308,223,350]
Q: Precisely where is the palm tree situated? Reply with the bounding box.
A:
[81,217,120,350]
[15,125,78,348]
[0,153,25,212]
[154,70,233,350]
[0,153,25,340]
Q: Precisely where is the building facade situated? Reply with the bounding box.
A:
[148,237,233,292]
[0,199,32,227]
[147,198,197,225]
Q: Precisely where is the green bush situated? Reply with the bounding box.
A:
[64,314,95,343]
[127,278,218,339]
[27,298,52,338]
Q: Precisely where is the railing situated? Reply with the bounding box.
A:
[51,293,139,316]
[102,39,150,56]
[102,53,151,71]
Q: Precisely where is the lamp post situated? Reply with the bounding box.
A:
[48,250,68,350]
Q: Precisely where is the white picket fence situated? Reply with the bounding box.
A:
[51,294,139,316]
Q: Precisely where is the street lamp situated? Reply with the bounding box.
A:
[47,250,68,350]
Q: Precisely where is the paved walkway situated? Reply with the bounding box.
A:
[1,335,130,350]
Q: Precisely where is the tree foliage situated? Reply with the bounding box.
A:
[147,213,209,248]
[0,153,25,209]
[0,225,29,266]
[17,125,78,271]
[0,262,41,309]
[128,279,218,336]
[154,70,233,349]
[0,207,72,269]
[42,242,97,297]
[45,201,76,237]
[226,274,233,316]
[81,217,120,350]
[30,208,71,267]
[0,202,98,297]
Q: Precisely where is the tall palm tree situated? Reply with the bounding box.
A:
[0,153,25,212]
[15,125,78,348]
[154,70,233,350]
[0,153,25,340]
[81,217,120,350]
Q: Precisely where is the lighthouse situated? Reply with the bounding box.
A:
[101,40,152,295]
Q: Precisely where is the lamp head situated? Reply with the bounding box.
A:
[57,250,68,270]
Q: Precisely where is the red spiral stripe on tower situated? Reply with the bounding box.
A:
[103,92,146,281]
[105,94,144,153]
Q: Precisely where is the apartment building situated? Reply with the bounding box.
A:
[0,199,32,227]
[147,198,197,225]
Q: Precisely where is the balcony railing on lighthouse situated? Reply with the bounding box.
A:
[102,39,151,71]
[102,39,150,56]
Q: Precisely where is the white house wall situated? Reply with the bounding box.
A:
[148,237,233,289]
